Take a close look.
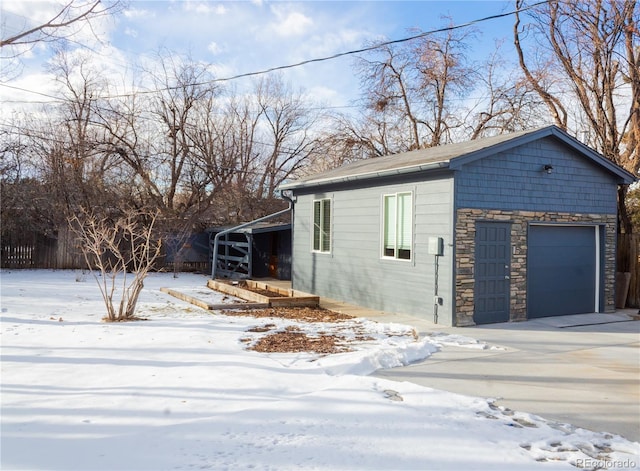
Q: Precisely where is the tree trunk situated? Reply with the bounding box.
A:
[619,186,633,235]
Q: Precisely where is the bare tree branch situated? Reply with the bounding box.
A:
[513,0,568,128]
[1,0,122,49]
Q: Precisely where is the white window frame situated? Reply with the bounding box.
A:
[312,198,331,254]
[381,191,413,261]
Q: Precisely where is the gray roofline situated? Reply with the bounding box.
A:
[278,126,636,192]
[449,126,637,183]
[279,160,451,191]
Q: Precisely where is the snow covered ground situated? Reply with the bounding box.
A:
[1,270,638,471]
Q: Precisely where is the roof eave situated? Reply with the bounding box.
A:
[279,161,451,192]
[546,127,637,183]
[449,126,636,184]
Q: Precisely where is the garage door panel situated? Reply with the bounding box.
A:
[530,261,593,281]
[528,225,596,319]
[530,246,592,262]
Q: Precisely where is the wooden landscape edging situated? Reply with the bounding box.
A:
[208,279,320,308]
[161,279,320,312]
[159,287,269,310]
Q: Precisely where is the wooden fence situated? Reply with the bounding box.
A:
[617,233,640,308]
[1,227,211,273]
[1,227,83,269]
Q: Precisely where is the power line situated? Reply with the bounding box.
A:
[1,0,551,103]
[187,0,550,87]
[0,83,66,102]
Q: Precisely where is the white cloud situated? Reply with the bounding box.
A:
[1,1,66,25]
[213,4,227,15]
[305,85,340,105]
[208,62,236,80]
[124,7,153,19]
[306,29,374,58]
[183,1,227,15]
[0,71,59,120]
[124,27,138,39]
[270,7,313,37]
[207,41,224,55]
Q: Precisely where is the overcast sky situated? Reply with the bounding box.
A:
[1,1,518,112]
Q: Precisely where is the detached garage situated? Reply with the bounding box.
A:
[279,126,635,326]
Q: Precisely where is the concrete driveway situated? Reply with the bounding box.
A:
[372,311,640,442]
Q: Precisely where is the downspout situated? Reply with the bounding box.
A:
[211,197,293,280]
[280,190,295,285]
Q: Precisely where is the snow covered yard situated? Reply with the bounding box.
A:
[1,270,638,471]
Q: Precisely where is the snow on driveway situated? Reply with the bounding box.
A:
[1,270,638,471]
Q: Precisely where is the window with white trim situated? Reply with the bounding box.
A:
[313,198,331,253]
[382,192,412,260]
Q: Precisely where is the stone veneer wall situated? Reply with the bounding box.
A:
[455,208,617,326]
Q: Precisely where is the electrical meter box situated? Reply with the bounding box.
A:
[428,237,444,256]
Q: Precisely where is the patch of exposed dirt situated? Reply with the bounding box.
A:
[230,306,371,354]
[225,306,354,323]
[246,323,277,333]
[249,326,349,354]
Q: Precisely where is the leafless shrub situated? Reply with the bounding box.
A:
[69,209,161,322]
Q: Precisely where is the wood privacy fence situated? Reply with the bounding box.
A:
[1,227,84,269]
[1,227,210,273]
[617,233,640,308]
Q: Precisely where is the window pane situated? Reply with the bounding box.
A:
[397,193,412,251]
[322,199,331,252]
[382,192,412,260]
[384,195,396,252]
[313,200,321,251]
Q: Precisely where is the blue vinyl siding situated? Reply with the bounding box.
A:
[292,176,455,325]
[455,137,619,214]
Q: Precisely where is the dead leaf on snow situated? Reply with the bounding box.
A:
[250,328,351,354]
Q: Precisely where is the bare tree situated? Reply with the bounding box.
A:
[0,122,59,236]
[189,76,322,223]
[45,49,117,214]
[465,42,548,139]
[70,209,161,322]
[95,53,222,225]
[1,0,122,49]
[97,90,166,212]
[411,25,476,146]
[189,90,261,223]
[350,22,477,156]
[254,76,322,197]
[356,43,423,153]
[514,0,639,233]
[628,185,640,232]
[145,53,219,219]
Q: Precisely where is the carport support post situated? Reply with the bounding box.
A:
[211,202,292,279]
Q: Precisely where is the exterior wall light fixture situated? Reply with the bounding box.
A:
[543,164,554,174]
